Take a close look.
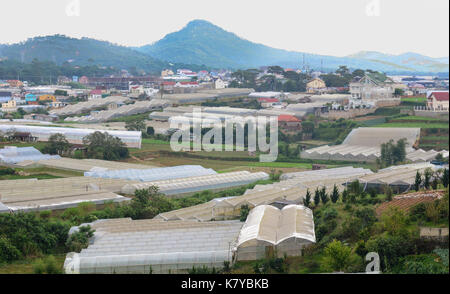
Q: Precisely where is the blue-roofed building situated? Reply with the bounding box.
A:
[0,91,12,103]
[25,93,38,102]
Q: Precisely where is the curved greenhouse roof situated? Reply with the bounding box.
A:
[0,125,142,148]
[64,219,243,274]
[0,146,60,164]
[236,204,315,247]
[85,165,216,182]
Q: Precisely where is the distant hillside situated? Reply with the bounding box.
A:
[138,19,449,73]
[348,51,449,73]
[0,35,205,74]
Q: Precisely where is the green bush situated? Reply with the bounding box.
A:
[0,236,22,263]
[32,255,62,274]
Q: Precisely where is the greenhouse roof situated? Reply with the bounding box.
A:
[236,205,315,247]
[0,146,60,164]
[84,165,217,182]
[64,219,243,274]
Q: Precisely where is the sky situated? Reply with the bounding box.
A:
[0,0,448,58]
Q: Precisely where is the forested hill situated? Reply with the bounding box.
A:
[137,19,449,73]
[0,35,207,75]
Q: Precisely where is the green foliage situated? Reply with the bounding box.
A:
[240,205,250,222]
[42,133,71,155]
[65,225,95,253]
[125,118,146,132]
[0,213,71,263]
[0,167,15,176]
[303,189,312,207]
[331,184,340,203]
[314,188,321,206]
[414,170,422,191]
[82,131,129,161]
[0,236,22,263]
[320,186,329,204]
[380,138,407,167]
[321,240,359,272]
[442,168,449,188]
[32,255,62,274]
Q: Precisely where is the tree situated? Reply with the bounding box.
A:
[32,255,62,274]
[82,131,129,161]
[321,239,353,272]
[320,186,329,204]
[43,133,71,155]
[442,168,449,188]
[424,168,433,189]
[125,118,146,132]
[240,205,250,222]
[314,188,321,206]
[146,126,155,136]
[65,225,95,252]
[414,171,422,191]
[331,184,340,203]
[303,189,311,207]
[342,189,349,203]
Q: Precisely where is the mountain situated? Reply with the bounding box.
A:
[348,51,449,73]
[138,19,449,73]
[0,35,204,74]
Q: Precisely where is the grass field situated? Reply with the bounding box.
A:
[401,97,427,103]
[0,254,66,274]
[0,173,61,180]
[393,116,443,121]
[374,122,449,129]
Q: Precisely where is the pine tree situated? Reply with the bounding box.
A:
[442,168,449,188]
[331,184,339,203]
[424,168,432,189]
[314,188,321,206]
[414,170,422,191]
[320,186,329,204]
[303,189,311,207]
[342,189,348,203]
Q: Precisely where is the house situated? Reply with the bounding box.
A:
[258,98,280,108]
[25,93,38,103]
[161,69,174,77]
[214,78,227,89]
[7,80,23,88]
[278,115,302,132]
[306,78,326,94]
[89,89,103,100]
[79,76,89,85]
[23,113,59,122]
[427,91,449,110]
[0,91,12,103]
[51,101,66,108]
[39,94,57,102]
[57,76,71,84]
[1,99,16,111]
[349,73,395,100]
[409,83,426,96]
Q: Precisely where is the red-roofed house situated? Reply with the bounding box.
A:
[427,92,449,110]
[278,115,302,131]
[89,89,103,100]
[258,97,280,108]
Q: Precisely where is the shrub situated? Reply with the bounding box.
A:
[0,236,22,263]
[32,255,62,274]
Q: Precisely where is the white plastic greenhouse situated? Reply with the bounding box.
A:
[84,165,217,182]
[0,146,60,164]
[0,125,142,148]
[50,96,129,116]
[65,100,171,123]
[64,219,244,274]
[120,171,269,196]
[234,205,316,260]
